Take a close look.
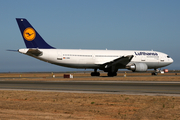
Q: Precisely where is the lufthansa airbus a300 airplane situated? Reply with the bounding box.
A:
[15,18,173,76]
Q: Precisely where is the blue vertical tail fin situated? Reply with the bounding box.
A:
[16,18,55,49]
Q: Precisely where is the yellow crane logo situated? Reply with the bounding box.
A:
[23,27,36,41]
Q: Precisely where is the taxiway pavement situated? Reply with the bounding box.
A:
[0,81,180,96]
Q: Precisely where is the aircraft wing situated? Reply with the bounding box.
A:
[99,55,134,70]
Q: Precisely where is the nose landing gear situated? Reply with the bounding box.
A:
[151,69,159,76]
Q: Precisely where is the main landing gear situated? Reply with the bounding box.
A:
[91,69,100,76]
[107,72,117,77]
[91,70,117,77]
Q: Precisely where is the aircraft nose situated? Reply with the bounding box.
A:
[170,58,174,63]
[168,57,174,64]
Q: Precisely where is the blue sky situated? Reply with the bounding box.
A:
[0,0,179,72]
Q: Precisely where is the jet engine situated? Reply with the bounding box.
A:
[127,63,148,72]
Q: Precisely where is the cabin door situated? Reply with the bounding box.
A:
[57,51,63,60]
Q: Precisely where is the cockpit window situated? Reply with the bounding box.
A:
[167,56,170,58]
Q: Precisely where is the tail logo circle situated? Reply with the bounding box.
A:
[23,27,36,41]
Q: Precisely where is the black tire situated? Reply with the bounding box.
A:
[151,72,158,76]
[96,72,100,76]
[107,72,117,77]
[91,72,100,76]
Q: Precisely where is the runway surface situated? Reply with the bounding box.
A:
[0,80,180,96]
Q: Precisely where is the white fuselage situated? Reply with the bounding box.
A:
[19,49,173,70]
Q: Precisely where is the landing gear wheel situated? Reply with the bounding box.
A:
[107,72,117,77]
[152,68,159,76]
[151,72,158,76]
[91,72,100,76]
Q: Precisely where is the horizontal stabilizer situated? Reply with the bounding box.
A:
[26,49,43,56]
[18,49,42,56]
[7,49,18,52]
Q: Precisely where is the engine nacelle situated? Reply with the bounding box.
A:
[127,63,148,72]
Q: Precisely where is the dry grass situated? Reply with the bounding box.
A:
[0,90,180,120]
